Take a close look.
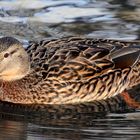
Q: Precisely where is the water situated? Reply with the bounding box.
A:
[0,0,140,139]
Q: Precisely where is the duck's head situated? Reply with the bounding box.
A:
[0,37,30,81]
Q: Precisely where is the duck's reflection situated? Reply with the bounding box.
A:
[0,120,27,140]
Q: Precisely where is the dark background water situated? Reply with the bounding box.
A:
[0,0,140,140]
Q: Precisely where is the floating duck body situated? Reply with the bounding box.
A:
[0,37,140,104]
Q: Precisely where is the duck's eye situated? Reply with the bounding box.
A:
[4,53,9,58]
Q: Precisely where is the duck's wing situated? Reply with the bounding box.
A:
[26,37,140,83]
[24,37,140,103]
[28,37,140,78]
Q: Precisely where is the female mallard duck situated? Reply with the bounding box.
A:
[0,36,140,104]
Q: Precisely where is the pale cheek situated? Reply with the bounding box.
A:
[0,69,19,81]
[0,59,21,81]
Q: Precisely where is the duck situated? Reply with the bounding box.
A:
[0,36,140,105]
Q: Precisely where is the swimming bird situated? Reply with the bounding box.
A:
[0,36,140,104]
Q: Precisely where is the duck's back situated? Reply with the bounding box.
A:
[24,37,140,104]
[26,37,139,81]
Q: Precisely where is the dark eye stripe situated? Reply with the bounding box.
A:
[11,49,17,54]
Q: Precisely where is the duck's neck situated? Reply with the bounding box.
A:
[0,78,32,104]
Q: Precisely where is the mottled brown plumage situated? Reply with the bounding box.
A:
[0,37,140,104]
